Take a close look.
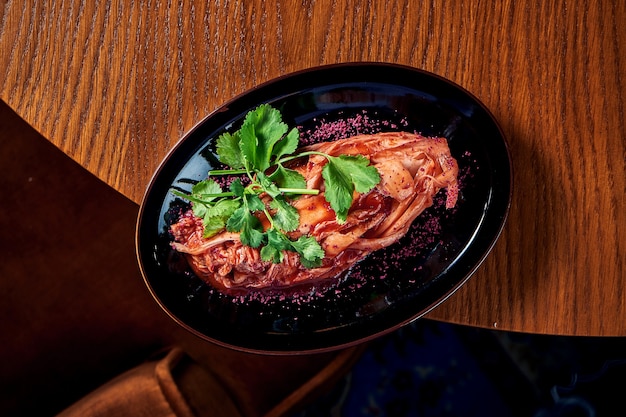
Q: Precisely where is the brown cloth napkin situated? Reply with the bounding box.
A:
[56,348,242,417]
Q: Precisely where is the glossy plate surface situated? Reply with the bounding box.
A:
[136,63,512,354]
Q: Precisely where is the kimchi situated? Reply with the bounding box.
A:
[170,131,459,293]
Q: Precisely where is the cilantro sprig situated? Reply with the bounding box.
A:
[172,104,380,268]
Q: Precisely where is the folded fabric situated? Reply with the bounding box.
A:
[57,348,242,417]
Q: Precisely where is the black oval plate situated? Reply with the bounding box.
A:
[136,63,512,354]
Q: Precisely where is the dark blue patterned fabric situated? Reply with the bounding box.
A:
[293,320,626,417]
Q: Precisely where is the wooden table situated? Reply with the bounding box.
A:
[1,1,624,338]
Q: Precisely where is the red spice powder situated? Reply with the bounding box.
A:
[299,110,409,145]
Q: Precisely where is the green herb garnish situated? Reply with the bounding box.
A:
[172,104,381,268]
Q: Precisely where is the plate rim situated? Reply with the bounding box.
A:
[135,62,513,354]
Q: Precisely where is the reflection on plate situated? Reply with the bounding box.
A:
[136,63,512,354]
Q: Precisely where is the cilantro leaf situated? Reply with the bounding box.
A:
[291,236,324,268]
[269,196,300,232]
[321,154,380,223]
[271,127,300,160]
[256,171,282,198]
[226,206,264,248]
[260,244,282,264]
[191,178,223,197]
[170,179,241,238]
[199,198,242,238]
[216,131,245,169]
[239,104,288,172]
[336,155,381,194]
[268,165,307,191]
[229,179,245,197]
[183,178,225,218]
[202,215,229,238]
[321,160,354,223]
[260,229,293,263]
[226,190,266,248]
[209,198,241,217]
[169,179,223,220]
[191,201,209,219]
[243,193,265,212]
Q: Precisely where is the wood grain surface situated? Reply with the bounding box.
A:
[0,100,362,416]
[1,0,624,336]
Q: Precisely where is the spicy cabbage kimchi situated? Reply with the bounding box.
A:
[170,131,459,293]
